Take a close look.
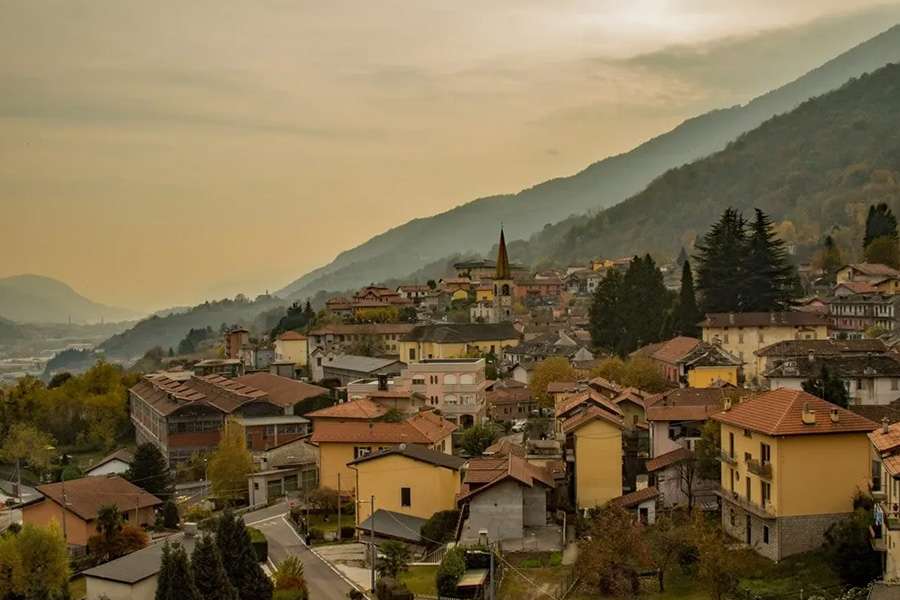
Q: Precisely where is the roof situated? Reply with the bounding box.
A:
[851,402,900,427]
[555,389,623,419]
[546,381,581,394]
[32,476,162,522]
[310,411,456,445]
[869,421,900,454]
[764,355,900,379]
[487,385,532,406]
[458,454,554,502]
[644,388,732,422]
[234,415,310,427]
[321,355,404,374]
[611,486,659,508]
[277,331,307,341]
[646,447,692,472]
[130,373,280,417]
[711,388,878,436]
[835,281,878,295]
[308,323,416,336]
[701,312,827,328]
[561,406,625,434]
[87,448,135,473]
[400,323,520,343]
[83,533,196,584]
[840,263,900,278]
[632,337,701,365]
[233,372,328,406]
[347,443,466,470]
[588,376,623,397]
[306,398,388,420]
[612,388,648,408]
[357,509,427,544]
[755,338,888,357]
[483,438,526,457]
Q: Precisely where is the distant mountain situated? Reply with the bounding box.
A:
[518,62,900,265]
[0,274,142,324]
[277,24,900,300]
[0,315,23,342]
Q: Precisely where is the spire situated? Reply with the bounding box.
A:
[495,227,511,280]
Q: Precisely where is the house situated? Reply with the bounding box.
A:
[632,337,702,383]
[505,331,594,366]
[764,354,900,405]
[319,355,406,386]
[248,462,318,508]
[547,381,584,408]
[610,486,659,525]
[224,328,250,360]
[509,360,535,385]
[645,446,717,510]
[129,373,326,465]
[754,338,888,380]
[713,388,877,561]
[645,388,734,457]
[829,293,900,338]
[192,358,244,378]
[348,444,466,526]
[398,323,521,363]
[868,419,900,581]
[836,263,900,285]
[274,331,309,366]
[561,407,625,511]
[454,258,528,281]
[554,388,623,435]
[310,409,456,492]
[457,453,555,544]
[21,475,161,547]
[85,449,134,477]
[83,532,196,600]
[307,323,416,357]
[397,284,431,303]
[701,312,828,381]
[486,380,535,422]
[305,397,391,422]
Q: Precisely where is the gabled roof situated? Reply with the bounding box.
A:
[233,372,328,406]
[839,263,900,278]
[31,476,162,522]
[277,331,307,341]
[646,447,692,472]
[701,312,827,328]
[483,438,526,458]
[644,388,733,422]
[306,398,387,420]
[83,533,195,584]
[310,410,456,445]
[555,389,623,419]
[546,381,581,394]
[632,337,701,365]
[587,376,623,398]
[400,323,520,343]
[712,388,877,436]
[347,443,465,470]
[835,281,878,295]
[755,338,887,357]
[869,421,900,454]
[321,355,404,374]
[611,486,659,508]
[86,448,135,474]
[458,454,553,502]
[764,355,900,379]
[357,509,427,543]
[561,406,625,434]
[612,388,648,408]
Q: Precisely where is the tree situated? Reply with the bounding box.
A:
[620,357,669,393]
[161,499,180,529]
[646,514,688,592]
[191,534,239,600]
[459,423,499,456]
[0,523,70,600]
[208,418,254,502]
[377,540,411,579]
[273,555,307,598]
[802,365,850,408]
[813,234,843,280]
[530,357,576,406]
[695,208,749,314]
[674,260,701,337]
[691,513,743,600]
[864,202,898,249]
[589,269,626,353]
[576,503,648,597]
[128,443,173,499]
[823,508,881,586]
[421,510,460,545]
[88,504,149,563]
[743,209,799,312]
[435,547,465,597]
[216,508,274,600]
[694,420,722,482]
[398,306,418,323]
[591,357,626,383]
[0,423,55,483]
[346,335,386,357]
[864,235,900,268]
[156,542,201,600]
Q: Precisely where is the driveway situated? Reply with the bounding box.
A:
[244,503,356,600]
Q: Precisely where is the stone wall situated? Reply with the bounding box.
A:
[465,480,524,542]
[522,485,547,527]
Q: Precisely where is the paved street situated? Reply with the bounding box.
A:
[244,503,355,600]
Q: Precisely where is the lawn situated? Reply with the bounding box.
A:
[400,565,438,596]
[307,512,355,534]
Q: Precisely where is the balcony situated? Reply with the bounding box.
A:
[719,451,737,465]
[880,503,900,531]
[717,486,777,519]
[747,459,772,479]
[870,481,886,502]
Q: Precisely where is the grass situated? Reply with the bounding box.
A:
[308,512,355,534]
[69,576,86,600]
[400,565,438,596]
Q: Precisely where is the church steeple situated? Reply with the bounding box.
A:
[495,228,511,280]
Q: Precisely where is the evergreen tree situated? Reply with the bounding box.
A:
[802,365,850,408]
[128,443,173,499]
[216,508,274,600]
[589,269,625,354]
[620,255,670,352]
[156,542,201,600]
[676,246,689,267]
[864,203,898,249]
[161,499,179,529]
[674,260,701,337]
[743,209,798,312]
[864,236,900,268]
[695,208,748,313]
[192,535,239,600]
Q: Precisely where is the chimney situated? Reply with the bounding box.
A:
[883,416,890,434]
[830,408,840,423]
[801,402,816,425]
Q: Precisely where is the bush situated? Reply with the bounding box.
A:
[421,510,459,546]
[549,552,562,567]
[348,591,365,600]
[823,508,881,586]
[436,547,466,597]
[248,527,268,562]
[273,591,308,600]
[309,528,325,542]
[184,505,212,523]
[340,526,356,540]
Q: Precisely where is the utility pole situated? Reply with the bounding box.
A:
[489,542,495,600]
[370,495,376,593]
[60,471,68,544]
[337,473,341,542]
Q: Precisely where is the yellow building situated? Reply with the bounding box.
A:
[475,286,494,302]
[562,406,625,510]
[348,444,465,526]
[274,331,309,366]
[309,409,456,493]
[687,365,739,388]
[713,388,876,561]
[701,312,828,382]
[398,323,521,363]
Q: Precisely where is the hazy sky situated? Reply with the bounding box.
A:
[3,1,900,312]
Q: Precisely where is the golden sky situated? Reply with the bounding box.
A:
[2,1,899,311]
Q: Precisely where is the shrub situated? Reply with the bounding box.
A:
[436,547,466,597]
[340,526,356,540]
[184,505,212,523]
[549,552,562,567]
[420,510,459,545]
[248,527,269,562]
[309,528,325,542]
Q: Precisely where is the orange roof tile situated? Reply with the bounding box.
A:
[611,486,659,508]
[646,447,692,472]
[32,476,162,522]
[869,421,900,454]
[309,410,456,445]
[556,389,623,419]
[561,406,625,434]
[458,454,553,502]
[306,398,388,420]
[633,336,701,365]
[277,331,308,341]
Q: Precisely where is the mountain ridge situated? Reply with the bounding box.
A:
[0,274,142,324]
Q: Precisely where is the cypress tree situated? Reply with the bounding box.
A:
[695,208,748,313]
[216,508,274,600]
[589,269,625,354]
[156,542,201,600]
[674,260,701,337]
[128,443,173,499]
[192,534,239,600]
[802,364,850,409]
[864,203,898,249]
[743,209,798,312]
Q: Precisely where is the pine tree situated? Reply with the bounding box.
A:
[674,260,701,337]
[694,208,748,313]
[589,269,625,354]
[128,443,173,499]
[621,255,669,352]
[156,542,201,600]
[192,535,239,600]
[864,203,898,249]
[216,509,274,600]
[743,209,798,312]
[801,364,850,409]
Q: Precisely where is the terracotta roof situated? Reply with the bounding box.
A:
[310,410,456,444]
[755,338,887,357]
[869,421,900,454]
[701,312,827,328]
[556,389,623,419]
[611,486,659,508]
[406,410,458,441]
[130,373,281,417]
[612,388,648,408]
[546,381,581,394]
[308,323,416,336]
[484,438,526,457]
[764,355,900,379]
[851,403,900,427]
[644,388,732,422]
[841,263,900,278]
[712,388,878,436]
[277,331,307,341]
[487,386,532,406]
[588,377,623,397]
[347,443,465,470]
[32,476,162,522]
[400,323,520,343]
[233,373,328,407]
[836,281,878,295]
[882,454,900,477]
[458,454,553,502]
[646,447,692,472]
[306,398,388,420]
[633,337,701,365]
[561,406,625,434]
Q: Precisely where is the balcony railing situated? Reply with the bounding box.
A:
[747,459,772,479]
[879,502,900,531]
[719,451,737,465]
[717,486,777,519]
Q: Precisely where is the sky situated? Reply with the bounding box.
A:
[2,0,900,312]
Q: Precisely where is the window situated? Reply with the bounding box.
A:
[761,481,771,507]
[730,510,736,527]
[738,330,744,343]
[893,379,899,391]
[731,469,736,492]
[760,442,771,465]
[254,482,260,490]
[758,332,765,343]
[401,487,411,507]
[729,432,735,458]
[763,525,769,544]
[746,476,751,502]
[873,460,882,492]
[743,429,752,438]
[744,451,752,463]
[409,349,416,361]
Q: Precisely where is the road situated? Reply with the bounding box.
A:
[244,503,355,600]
